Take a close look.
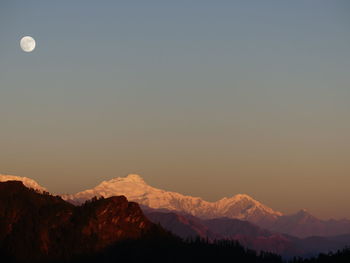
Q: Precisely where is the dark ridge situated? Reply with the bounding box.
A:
[0,181,158,262]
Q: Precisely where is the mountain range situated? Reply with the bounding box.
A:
[145,210,350,257]
[62,174,282,227]
[1,173,350,257]
[0,180,286,263]
[59,174,350,238]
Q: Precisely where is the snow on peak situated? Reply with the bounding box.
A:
[216,193,282,220]
[0,173,283,225]
[62,174,282,224]
[220,194,255,202]
[0,174,47,192]
[125,174,146,183]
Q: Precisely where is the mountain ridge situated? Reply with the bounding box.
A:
[2,173,350,238]
[61,174,282,226]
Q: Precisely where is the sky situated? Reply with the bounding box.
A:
[0,0,349,219]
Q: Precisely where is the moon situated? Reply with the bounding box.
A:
[20,36,36,52]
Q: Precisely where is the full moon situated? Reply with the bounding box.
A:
[20,36,36,52]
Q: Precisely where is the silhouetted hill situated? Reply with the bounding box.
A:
[0,181,157,262]
[290,248,350,263]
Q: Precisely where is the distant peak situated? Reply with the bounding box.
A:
[294,209,316,219]
[297,209,309,214]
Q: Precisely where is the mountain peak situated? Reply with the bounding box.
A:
[125,174,146,183]
[218,194,256,205]
[288,209,318,223]
[233,193,254,200]
[296,209,314,217]
[296,209,311,216]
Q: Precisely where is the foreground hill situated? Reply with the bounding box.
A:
[0,181,157,262]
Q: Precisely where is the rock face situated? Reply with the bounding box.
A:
[0,181,155,262]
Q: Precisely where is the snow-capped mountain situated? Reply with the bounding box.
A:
[62,174,282,225]
[3,173,350,238]
[0,174,47,192]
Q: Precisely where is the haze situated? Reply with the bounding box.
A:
[0,1,349,219]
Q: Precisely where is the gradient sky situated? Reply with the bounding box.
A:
[1,1,349,219]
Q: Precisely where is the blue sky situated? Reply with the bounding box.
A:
[0,1,349,218]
